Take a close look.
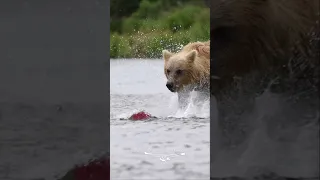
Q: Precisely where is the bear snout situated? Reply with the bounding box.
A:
[166,82,175,92]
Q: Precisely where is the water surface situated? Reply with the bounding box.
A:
[110,59,210,180]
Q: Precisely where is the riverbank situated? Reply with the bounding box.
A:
[110,1,210,59]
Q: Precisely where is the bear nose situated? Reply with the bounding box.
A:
[166,82,174,90]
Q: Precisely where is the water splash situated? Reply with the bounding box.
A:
[111,92,209,120]
[168,91,210,119]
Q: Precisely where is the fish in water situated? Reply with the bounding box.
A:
[58,156,110,180]
[129,111,154,120]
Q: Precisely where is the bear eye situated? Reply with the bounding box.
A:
[176,69,183,75]
[166,69,170,74]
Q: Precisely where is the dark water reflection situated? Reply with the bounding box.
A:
[210,75,319,179]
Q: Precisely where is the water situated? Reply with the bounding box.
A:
[0,102,109,180]
[0,59,109,180]
[210,91,319,178]
[110,59,210,180]
[210,75,319,178]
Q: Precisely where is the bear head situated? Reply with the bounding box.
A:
[163,49,198,92]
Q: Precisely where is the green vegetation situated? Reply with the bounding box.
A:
[110,0,210,59]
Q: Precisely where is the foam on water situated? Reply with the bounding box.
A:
[168,91,210,119]
[111,91,210,120]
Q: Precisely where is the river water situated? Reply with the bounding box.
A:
[110,59,210,180]
[110,59,319,180]
[0,58,317,180]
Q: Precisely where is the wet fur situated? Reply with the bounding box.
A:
[210,0,319,97]
[163,41,210,108]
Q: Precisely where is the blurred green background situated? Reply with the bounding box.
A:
[110,0,210,59]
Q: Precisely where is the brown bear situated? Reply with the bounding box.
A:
[210,0,319,97]
[163,41,210,108]
[209,0,319,175]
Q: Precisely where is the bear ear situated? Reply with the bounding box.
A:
[163,50,173,62]
[186,50,197,63]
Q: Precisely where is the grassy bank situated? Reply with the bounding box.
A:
[110,0,210,59]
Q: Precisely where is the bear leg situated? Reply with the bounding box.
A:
[178,91,191,110]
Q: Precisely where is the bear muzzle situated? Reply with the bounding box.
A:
[166,82,176,92]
